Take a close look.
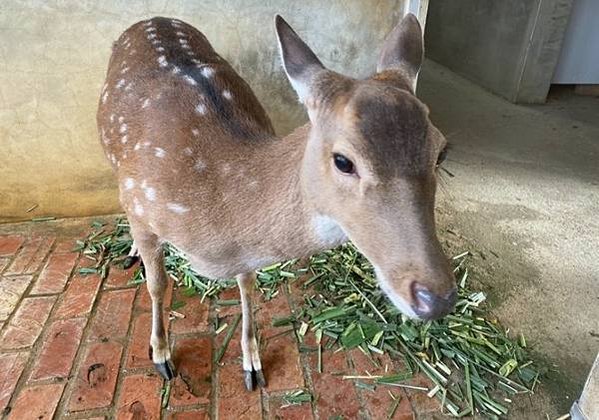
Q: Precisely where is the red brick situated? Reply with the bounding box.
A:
[309,348,361,419]
[30,252,78,294]
[256,295,304,392]
[169,408,208,419]
[5,236,54,275]
[403,372,439,415]
[126,313,153,369]
[53,272,101,319]
[0,275,33,321]
[349,350,413,419]
[68,341,123,412]
[136,277,174,312]
[218,361,262,419]
[0,296,56,349]
[0,235,24,257]
[169,337,212,407]
[215,287,241,317]
[115,374,162,420]
[7,383,64,420]
[104,263,139,289]
[267,395,314,420]
[88,289,136,341]
[29,318,86,381]
[53,237,80,254]
[170,288,210,335]
[0,352,29,411]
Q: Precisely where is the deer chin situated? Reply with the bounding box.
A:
[374,266,419,319]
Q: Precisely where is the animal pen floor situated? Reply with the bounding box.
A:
[0,217,432,419]
[0,60,598,419]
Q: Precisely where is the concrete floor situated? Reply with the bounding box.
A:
[419,60,599,417]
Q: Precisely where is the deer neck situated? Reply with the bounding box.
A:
[245,123,347,260]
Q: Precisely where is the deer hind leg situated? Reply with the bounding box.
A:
[237,272,266,390]
[130,225,176,380]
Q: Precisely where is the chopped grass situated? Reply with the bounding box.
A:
[78,218,541,418]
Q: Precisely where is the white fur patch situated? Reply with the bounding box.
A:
[115,79,125,89]
[183,147,193,156]
[118,116,124,123]
[191,128,199,136]
[183,75,197,86]
[121,135,128,144]
[195,103,206,115]
[110,114,115,123]
[166,202,190,214]
[154,147,166,158]
[134,142,141,151]
[120,67,129,74]
[312,215,347,247]
[156,46,165,52]
[119,123,127,134]
[157,55,168,67]
[102,90,109,104]
[133,197,144,216]
[144,186,157,201]
[123,178,135,190]
[171,66,181,74]
[142,98,150,108]
[194,160,206,172]
[222,89,232,100]
[200,67,214,78]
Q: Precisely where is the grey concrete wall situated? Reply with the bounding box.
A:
[0,0,406,222]
[425,0,572,103]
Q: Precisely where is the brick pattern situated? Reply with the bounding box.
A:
[0,222,439,419]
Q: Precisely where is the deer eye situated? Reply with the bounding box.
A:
[436,146,448,167]
[333,153,355,174]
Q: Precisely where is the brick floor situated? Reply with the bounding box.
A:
[0,218,441,419]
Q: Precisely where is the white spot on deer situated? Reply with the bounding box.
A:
[110,114,115,123]
[183,147,193,156]
[154,147,166,158]
[133,198,144,216]
[118,116,125,123]
[134,142,141,151]
[194,160,206,172]
[143,20,153,27]
[186,50,195,56]
[191,128,199,136]
[195,102,206,115]
[125,82,133,91]
[191,59,202,65]
[222,89,232,100]
[142,98,151,108]
[171,66,181,74]
[176,31,186,37]
[110,154,116,164]
[102,90,109,104]
[151,39,161,46]
[171,21,183,28]
[143,186,157,201]
[222,163,231,174]
[129,49,136,56]
[183,75,197,86]
[121,135,128,144]
[119,123,127,134]
[200,67,214,78]
[116,79,125,89]
[143,141,151,147]
[120,67,129,74]
[101,128,110,145]
[123,178,135,190]
[158,55,167,67]
[166,203,190,214]
[156,46,165,52]
[147,33,157,40]
[145,27,156,33]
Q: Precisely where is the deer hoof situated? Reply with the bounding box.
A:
[122,255,139,269]
[154,359,176,381]
[243,369,267,391]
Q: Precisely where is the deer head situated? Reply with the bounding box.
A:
[276,14,456,320]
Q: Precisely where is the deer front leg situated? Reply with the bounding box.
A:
[237,272,266,390]
[131,227,176,380]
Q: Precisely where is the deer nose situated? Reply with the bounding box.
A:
[411,283,457,320]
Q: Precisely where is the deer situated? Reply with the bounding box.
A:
[97,12,457,390]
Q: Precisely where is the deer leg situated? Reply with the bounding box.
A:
[123,239,139,269]
[237,272,266,390]
[131,227,176,380]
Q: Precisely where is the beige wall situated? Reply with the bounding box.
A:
[0,0,406,222]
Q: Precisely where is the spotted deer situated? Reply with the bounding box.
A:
[97,13,456,390]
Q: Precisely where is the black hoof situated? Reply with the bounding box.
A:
[154,359,176,381]
[243,369,267,391]
[123,255,139,269]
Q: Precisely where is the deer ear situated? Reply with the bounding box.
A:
[275,15,325,104]
[377,13,424,91]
